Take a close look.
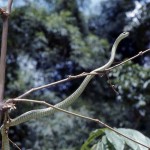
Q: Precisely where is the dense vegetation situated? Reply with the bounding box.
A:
[0,0,150,149]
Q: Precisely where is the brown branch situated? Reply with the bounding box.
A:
[0,15,8,101]
[9,138,21,150]
[106,49,150,71]
[0,0,13,100]
[16,72,101,99]
[1,113,10,149]
[0,8,9,16]
[0,0,13,131]
[7,0,13,14]
[16,48,150,99]
[8,98,150,149]
[106,73,119,95]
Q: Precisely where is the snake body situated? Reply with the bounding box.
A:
[8,32,129,127]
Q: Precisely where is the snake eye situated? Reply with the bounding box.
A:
[122,32,129,36]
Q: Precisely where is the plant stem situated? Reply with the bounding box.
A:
[0,0,13,126]
[0,17,8,101]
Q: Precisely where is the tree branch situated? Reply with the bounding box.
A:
[15,48,150,99]
[7,98,150,149]
[16,72,100,99]
[0,13,8,101]
[106,49,150,71]
[1,113,10,150]
[0,0,13,134]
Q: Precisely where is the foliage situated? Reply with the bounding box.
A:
[81,128,150,150]
[109,61,150,132]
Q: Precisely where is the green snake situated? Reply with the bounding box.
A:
[1,32,129,149]
[6,32,129,127]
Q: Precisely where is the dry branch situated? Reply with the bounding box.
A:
[15,48,150,100]
[0,1,13,149]
[7,98,150,149]
[0,0,13,118]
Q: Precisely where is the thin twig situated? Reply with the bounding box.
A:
[9,138,21,150]
[16,49,150,99]
[106,74,119,95]
[9,98,150,149]
[16,78,70,99]
[16,72,102,99]
[106,49,150,71]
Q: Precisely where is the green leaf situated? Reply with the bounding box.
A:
[91,141,103,150]
[105,129,125,150]
[117,128,150,150]
[81,128,106,150]
[83,128,150,150]
[91,136,108,150]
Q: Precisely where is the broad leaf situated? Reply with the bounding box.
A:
[82,128,150,150]
[81,128,106,150]
[105,129,125,150]
[117,128,150,150]
[91,136,109,150]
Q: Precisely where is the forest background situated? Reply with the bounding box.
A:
[0,0,150,149]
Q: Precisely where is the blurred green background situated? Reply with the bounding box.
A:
[0,0,150,149]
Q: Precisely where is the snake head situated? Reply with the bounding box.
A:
[119,32,130,39]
